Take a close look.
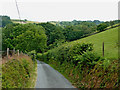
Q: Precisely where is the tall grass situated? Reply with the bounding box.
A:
[2,54,37,88]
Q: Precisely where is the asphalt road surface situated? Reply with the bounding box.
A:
[35,60,75,88]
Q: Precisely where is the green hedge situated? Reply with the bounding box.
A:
[39,43,93,63]
[37,42,104,69]
[37,42,118,88]
[2,58,35,88]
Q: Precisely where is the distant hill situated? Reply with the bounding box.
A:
[49,20,103,27]
[11,19,41,24]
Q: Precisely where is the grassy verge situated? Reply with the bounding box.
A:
[2,55,37,88]
[47,59,119,88]
[26,60,37,88]
[0,65,2,89]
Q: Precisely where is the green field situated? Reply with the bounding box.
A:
[67,26,119,60]
[47,26,118,60]
[11,19,41,24]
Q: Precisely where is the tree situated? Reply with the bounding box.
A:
[24,19,27,22]
[2,23,47,53]
[37,22,65,46]
[0,16,13,27]
[110,21,114,28]
[93,20,103,25]
[97,23,108,32]
[14,24,47,53]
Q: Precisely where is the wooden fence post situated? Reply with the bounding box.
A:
[102,42,104,57]
[17,50,19,56]
[7,48,9,58]
[21,51,23,55]
[13,48,15,55]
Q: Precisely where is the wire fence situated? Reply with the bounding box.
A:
[0,48,29,64]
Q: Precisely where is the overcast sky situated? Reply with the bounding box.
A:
[0,0,119,22]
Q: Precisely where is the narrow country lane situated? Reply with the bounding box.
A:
[35,60,75,88]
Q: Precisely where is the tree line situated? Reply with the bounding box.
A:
[1,15,120,53]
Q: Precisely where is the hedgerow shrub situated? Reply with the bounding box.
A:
[73,51,104,69]
[45,43,93,64]
[81,60,119,88]
[36,52,48,62]
[36,53,43,60]
[37,43,105,70]
[37,42,118,88]
[2,58,34,88]
[28,50,36,60]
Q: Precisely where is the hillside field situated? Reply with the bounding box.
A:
[73,26,118,59]
[62,26,119,60]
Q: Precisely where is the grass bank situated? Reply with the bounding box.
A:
[2,54,37,88]
[48,59,119,88]
[72,26,119,60]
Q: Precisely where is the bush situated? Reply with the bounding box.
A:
[73,51,104,69]
[97,23,108,32]
[28,50,36,60]
[38,43,93,65]
[2,57,34,88]
[36,53,43,60]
